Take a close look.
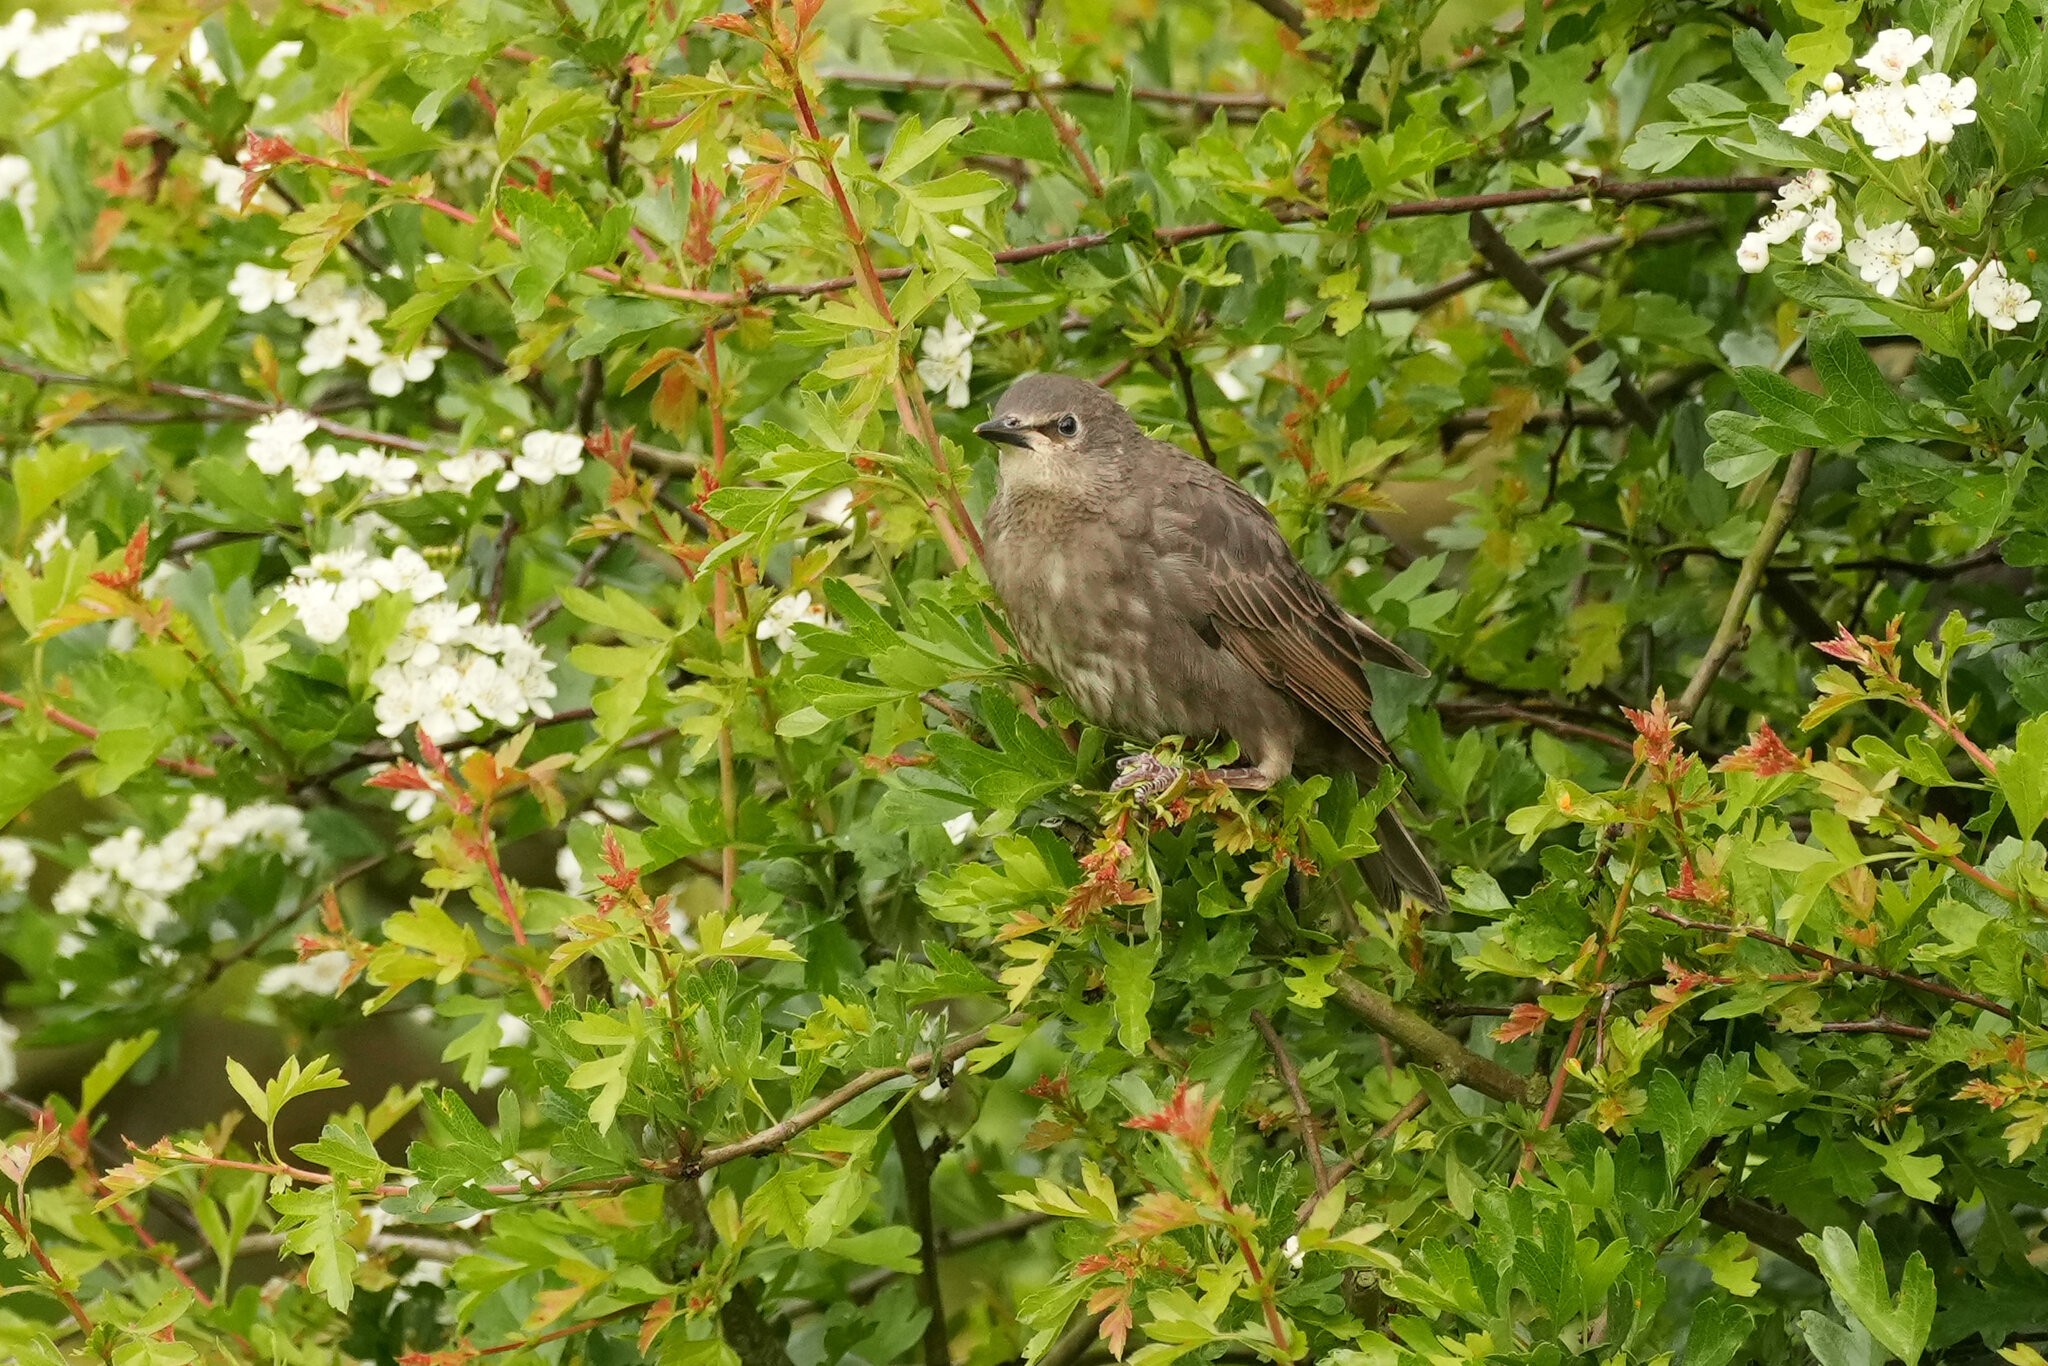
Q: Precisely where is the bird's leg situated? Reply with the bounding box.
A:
[1190,762,1276,791]
[1112,752,1182,802]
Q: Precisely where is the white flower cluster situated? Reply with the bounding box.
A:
[0,836,34,896]
[370,607,558,743]
[438,430,587,494]
[1735,170,1853,275]
[0,152,34,225]
[52,796,313,937]
[232,270,446,394]
[0,9,127,79]
[1746,29,2037,333]
[245,409,421,499]
[279,544,446,643]
[1778,32,1975,159]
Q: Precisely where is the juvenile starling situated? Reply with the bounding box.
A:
[975,373,1445,909]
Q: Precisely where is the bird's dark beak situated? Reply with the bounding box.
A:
[974,420,1034,449]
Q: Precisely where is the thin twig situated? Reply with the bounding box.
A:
[1648,906,2014,1020]
[1169,350,1221,465]
[1674,448,1816,719]
[822,68,1273,111]
[1295,1089,1428,1223]
[1250,1009,1330,1196]
[1466,213,1656,432]
[669,1019,1018,1176]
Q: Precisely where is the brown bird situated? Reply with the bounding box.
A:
[975,373,1444,908]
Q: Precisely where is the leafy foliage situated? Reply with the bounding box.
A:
[2,0,2047,1364]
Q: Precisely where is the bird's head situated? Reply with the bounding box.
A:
[974,374,1138,461]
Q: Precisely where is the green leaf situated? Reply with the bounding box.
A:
[1703,410,1791,486]
[1099,933,1160,1054]
[1802,1225,1935,1366]
[1687,1297,1756,1366]
[1995,715,2048,840]
[1642,1055,1749,1181]
[12,442,115,531]
[80,1032,158,1117]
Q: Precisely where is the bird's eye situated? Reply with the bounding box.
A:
[1055,414,1079,437]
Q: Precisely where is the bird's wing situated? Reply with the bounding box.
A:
[1156,454,1425,765]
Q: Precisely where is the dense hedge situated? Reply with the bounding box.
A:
[3,1,2047,1364]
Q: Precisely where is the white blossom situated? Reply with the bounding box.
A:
[0,837,33,895]
[1960,258,2041,331]
[254,39,301,80]
[1845,220,1926,297]
[431,449,504,493]
[497,1014,531,1049]
[557,844,586,895]
[1735,233,1770,274]
[805,487,857,529]
[367,343,445,397]
[1774,170,1833,213]
[499,430,584,490]
[184,27,224,83]
[1800,202,1844,264]
[1281,1235,1304,1270]
[942,812,977,845]
[1856,28,1932,85]
[2,10,127,79]
[389,600,480,669]
[196,156,247,212]
[247,409,319,475]
[28,513,68,566]
[1778,91,1831,137]
[0,153,34,226]
[229,263,298,313]
[259,949,352,997]
[50,797,309,931]
[916,315,976,408]
[1850,82,1928,161]
[1906,74,1977,144]
[370,611,555,741]
[368,545,448,601]
[0,1017,15,1091]
[754,590,828,654]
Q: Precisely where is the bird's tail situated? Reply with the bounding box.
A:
[1360,806,1446,911]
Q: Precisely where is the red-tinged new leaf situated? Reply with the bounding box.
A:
[1122,1189,1204,1241]
[1716,720,1809,776]
[1124,1080,1218,1151]
[1493,1001,1550,1044]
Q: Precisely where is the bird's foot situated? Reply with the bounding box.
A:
[1112,752,1183,803]
[1191,762,1276,792]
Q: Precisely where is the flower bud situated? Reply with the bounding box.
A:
[1911,245,1936,269]
[1823,72,1844,94]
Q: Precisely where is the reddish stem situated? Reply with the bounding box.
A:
[0,1203,97,1340]
[0,688,218,778]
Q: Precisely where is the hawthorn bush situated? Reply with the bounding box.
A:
[4,0,2048,1362]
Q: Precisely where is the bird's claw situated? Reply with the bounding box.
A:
[1112,753,1181,803]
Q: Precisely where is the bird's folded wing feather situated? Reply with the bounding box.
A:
[1165,463,1425,765]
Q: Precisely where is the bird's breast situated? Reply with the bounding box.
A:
[986,509,1180,738]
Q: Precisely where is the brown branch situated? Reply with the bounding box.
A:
[1250,1009,1330,1196]
[1242,0,1307,36]
[1674,448,1816,719]
[1372,216,1718,314]
[1296,1090,1429,1224]
[823,68,1274,111]
[891,1110,952,1366]
[1466,213,1657,432]
[1168,350,1221,465]
[671,1019,1017,1176]
[1438,700,1633,752]
[1647,906,2015,1020]
[197,854,387,988]
[1330,973,1545,1105]
[0,1205,97,1342]
[1814,1017,1932,1040]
